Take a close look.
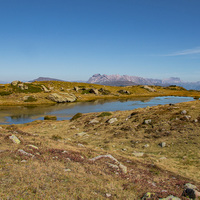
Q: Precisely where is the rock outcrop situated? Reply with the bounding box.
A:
[47,93,77,103]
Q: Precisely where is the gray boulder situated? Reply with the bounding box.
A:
[48,93,77,103]
[11,80,19,86]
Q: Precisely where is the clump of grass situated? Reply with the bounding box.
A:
[24,96,37,102]
[194,96,199,100]
[51,134,62,140]
[98,112,112,117]
[70,113,82,121]
[44,115,57,120]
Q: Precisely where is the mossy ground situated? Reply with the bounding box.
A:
[0,100,200,199]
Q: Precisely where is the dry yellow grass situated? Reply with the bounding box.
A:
[0,100,200,199]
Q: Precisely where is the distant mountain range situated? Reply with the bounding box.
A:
[87,74,200,90]
[31,77,65,82]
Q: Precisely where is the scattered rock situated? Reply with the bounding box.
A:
[11,80,20,86]
[159,142,166,148]
[89,119,99,124]
[21,160,27,163]
[27,144,38,150]
[181,110,187,115]
[118,90,130,95]
[77,143,85,147]
[89,154,127,174]
[182,188,200,199]
[184,115,191,120]
[107,118,118,124]
[142,192,155,200]
[105,193,112,198]
[143,144,149,148]
[184,183,197,190]
[74,86,79,92]
[132,152,144,157]
[89,88,99,95]
[75,132,88,137]
[160,195,181,200]
[18,149,34,157]
[143,119,151,124]
[41,85,51,93]
[9,135,21,144]
[159,157,167,160]
[143,85,156,92]
[194,119,198,123]
[48,93,77,103]
[64,168,71,172]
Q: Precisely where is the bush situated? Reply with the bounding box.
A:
[98,112,112,117]
[70,113,82,121]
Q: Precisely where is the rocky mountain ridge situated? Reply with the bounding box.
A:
[87,74,200,90]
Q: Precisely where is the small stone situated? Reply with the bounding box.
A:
[27,144,38,149]
[194,119,198,123]
[78,143,85,147]
[160,195,181,200]
[181,110,187,115]
[18,149,34,157]
[160,157,167,160]
[105,193,112,198]
[89,119,99,124]
[184,183,197,190]
[75,132,88,137]
[9,135,21,144]
[159,142,166,148]
[64,168,71,172]
[107,118,118,124]
[21,160,27,163]
[143,119,151,124]
[132,152,144,157]
[143,144,149,148]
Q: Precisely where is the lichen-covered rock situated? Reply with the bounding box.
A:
[11,80,19,86]
[48,93,77,103]
[107,118,118,124]
[9,135,21,144]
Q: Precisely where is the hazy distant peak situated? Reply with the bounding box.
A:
[87,74,200,90]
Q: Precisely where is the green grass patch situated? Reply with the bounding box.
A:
[0,91,12,96]
[70,113,83,121]
[98,112,112,117]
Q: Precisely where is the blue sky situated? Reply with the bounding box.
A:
[0,0,200,82]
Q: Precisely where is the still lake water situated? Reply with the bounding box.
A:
[0,96,194,125]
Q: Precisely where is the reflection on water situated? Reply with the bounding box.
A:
[0,96,194,124]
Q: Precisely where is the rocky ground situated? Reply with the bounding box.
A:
[0,100,200,199]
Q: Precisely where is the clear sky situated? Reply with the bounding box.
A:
[0,0,200,82]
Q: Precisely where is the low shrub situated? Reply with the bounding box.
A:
[44,115,57,120]
[98,112,112,117]
[0,91,12,96]
[70,113,82,121]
